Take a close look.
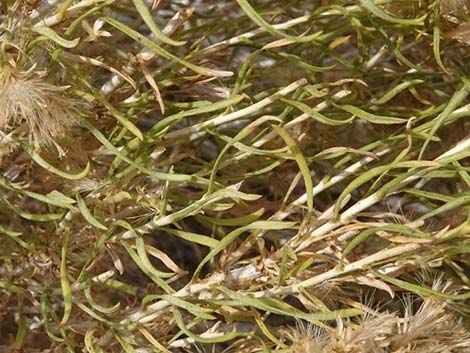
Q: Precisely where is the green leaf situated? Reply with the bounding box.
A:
[132,0,185,46]
[59,231,73,327]
[196,208,265,226]
[149,94,245,136]
[273,125,314,212]
[30,150,90,180]
[338,105,407,124]
[173,306,238,343]
[122,241,174,293]
[77,302,122,328]
[192,221,296,281]
[433,13,446,72]
[236,0,322,42]
[84,286,120,314]
[218,286,362,322]
[14,296,27,351]
[160,227,220,248]
[334,160,440,217]
[419,79,470,159]
[83,119,209,184]
[84,328,98,353]
[359,0,427,25]
[32,26,80,48]
[373,271,470,300]
[41,293,65,342]
[143,294,215,320]
[419,194,470,221]
[0,178,75,209]
[100,278,136,296]
[0,225,31,249]
[115,333,138,353]
[75,73,144,141]
[104,17,233,77]
[0,224,22,237]
[76,194,108,230]
[342,224,425,262]
[208,115,281,193]
[1,196,63,222]
[0,280,23,294]
[373,80,424,105]
[282,98,354,125]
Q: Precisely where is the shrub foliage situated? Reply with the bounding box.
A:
[1,0,470,352]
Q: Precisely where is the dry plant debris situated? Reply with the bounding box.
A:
[1,0,470,352]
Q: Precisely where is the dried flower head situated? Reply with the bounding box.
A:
[0,65,80,151]
[391,296,470,353]
[289,308,397,353]
[289,319,325,353]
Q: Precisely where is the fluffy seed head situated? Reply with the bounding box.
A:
[0,65,80,150]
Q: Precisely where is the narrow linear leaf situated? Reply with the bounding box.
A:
[75,72,144,140]
[433,13,446,72]
[173,306,238,343]
[359,0,427,25]
[160,227,220,248]
[132,0,185,46]
[30,151,90,180]
[373,271,470,300]
[273,125,314,212]
[282,98,354,125]
[83,119,208,184]
[0,280,23,294]
[338,105,407,124]
[197,208,265,226]
[149,94,245,136]
[84,286,120,314]
[59,231,72,327]
[104,17,233,77]
[143,294,215,320]
[32,26,80,48]
[192,221,296,281]
[84,328,98,353]
[374,80,424,105]
[208,115,281,193]
[76,194,108,230]
[1,196,63,222]
[419,79,470,159]
[236,0,322,42]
